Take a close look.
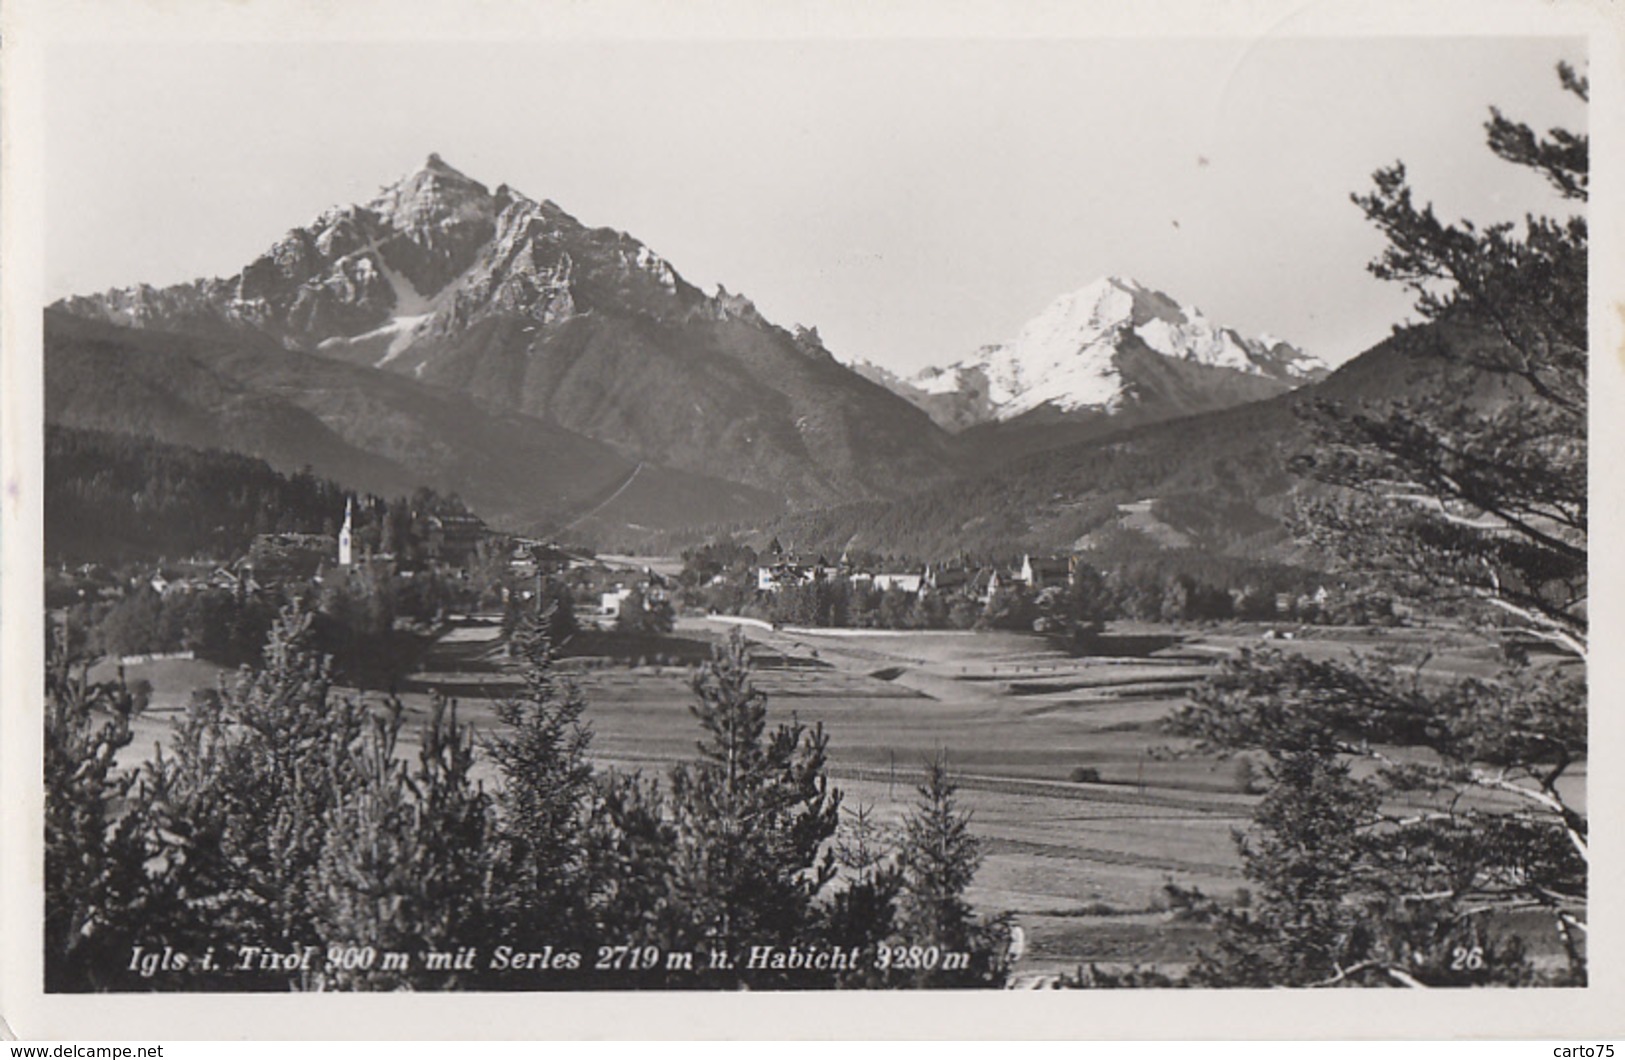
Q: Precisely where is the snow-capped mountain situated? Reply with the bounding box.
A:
[861,276,1326,432]
[52,155,957,509]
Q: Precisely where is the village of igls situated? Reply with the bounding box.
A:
[41,59,1586,993]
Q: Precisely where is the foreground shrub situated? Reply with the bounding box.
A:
[45,613,1012,991]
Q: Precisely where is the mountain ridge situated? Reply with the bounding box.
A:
[43,309,785,539]
[850,276,1327,435]
[765,318,1508,563]
[55,155,958,509]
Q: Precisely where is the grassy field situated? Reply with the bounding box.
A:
[93,613,1580,982]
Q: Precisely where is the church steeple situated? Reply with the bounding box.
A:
[339,497,353,567]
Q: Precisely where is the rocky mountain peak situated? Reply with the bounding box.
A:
[423,152,460,175]
[711,284,764,324]
[854,275,1328,431]
[368,154,495,233]
[42,155,981,521]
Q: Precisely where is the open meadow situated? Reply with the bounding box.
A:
[99,612,1579,982]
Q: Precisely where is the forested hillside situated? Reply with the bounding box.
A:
[764,319,1516,562]
[45,427,359,563]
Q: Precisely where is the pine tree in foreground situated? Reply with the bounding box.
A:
[1161,64,1587,988]
[820,803,904,988]
[313,695,495,989]
[128,605,373,988]
[44,603,1017,990]
[483,603,599,951]
[664,630,842,986]
[892,755,1013,987]
[43,621,149,992]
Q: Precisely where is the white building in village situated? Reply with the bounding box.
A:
[870,571,924,594]
[338,497,353,567]
[600,586,634,618]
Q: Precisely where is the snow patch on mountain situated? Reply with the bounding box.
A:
[301,243,441,366]
[378,257,432,317]
[370,257,435,365]
[635,244,678,292]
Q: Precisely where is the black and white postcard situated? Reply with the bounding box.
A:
[1,0,1621,1041]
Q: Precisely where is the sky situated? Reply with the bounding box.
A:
[45,35,1587,372]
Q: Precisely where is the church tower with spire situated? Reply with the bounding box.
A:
[339,497,353,567]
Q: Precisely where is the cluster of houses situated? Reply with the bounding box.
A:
[597,571,673,620]
[54,560,257,603]
[506,539,595,580]
[499,537,675,622]
[237,503,496,583]
[421,511,490,564]
[263,505,497,578]
[62,490,1371,639]
[146,559,263,597]
[53,555,271,604]
[56,499,504,607]
[753,540,1084,602]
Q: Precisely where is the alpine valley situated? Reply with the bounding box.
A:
[50,155,1377,557]
[849,275,1328,470]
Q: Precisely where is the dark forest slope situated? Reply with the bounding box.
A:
[763,320,1516,561]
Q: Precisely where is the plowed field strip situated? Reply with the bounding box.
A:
[982,836,1242,879]
[595,753,1256,816]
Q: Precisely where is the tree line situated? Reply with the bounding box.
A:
[685,551,1386,635]
[61,559,478,687]
[46,425,474,566]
